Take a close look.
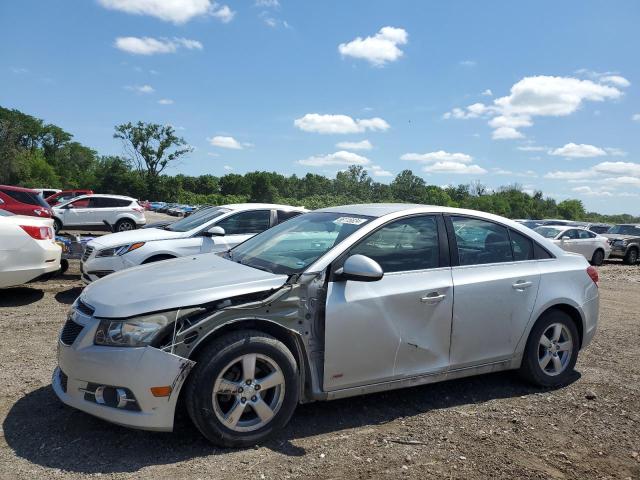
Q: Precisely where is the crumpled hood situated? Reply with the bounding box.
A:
[89,228,184,248]
[81,254,288,318]
[603,234,639,241]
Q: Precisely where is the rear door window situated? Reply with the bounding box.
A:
[451,216,513,266]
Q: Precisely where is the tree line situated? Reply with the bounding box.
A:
[1,105,637,224]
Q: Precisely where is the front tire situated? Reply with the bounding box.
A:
[590,249,605,266]
[519,310,579,387]
[185,330,299,447]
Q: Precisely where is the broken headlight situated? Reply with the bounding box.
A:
[94,308,203,347]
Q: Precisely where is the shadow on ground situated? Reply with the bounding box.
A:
[2,370,580,474]
[0,287,44,307]
[54,287,83,305]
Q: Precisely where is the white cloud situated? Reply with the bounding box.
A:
[294,113,390,134]
[459,60,476,67]
[445,75,627,140]
[211,4,235,23]
[158,98,174,105]
[481,89,493,96]
[298,151,370,167]
[9,66,28,74]
[492,168,538,177]
[207,152,220,157]
[492,127,524,140]
[400,150,473,164]
[223,165,233,171]
[256,0,279,6]
[370,165,393,177]
[549,143,607,158]
[114,36,203,55]
[335,140,373,151]
[599,75,631,88]
[545,161,640,182]
[443,103,488,119]
[633,114,640,122]
[423,162,487,175]
[125,84,155,94]
[98,0,215,24]
[338,26,408,67]
[208,136,243,149]
[571,186,613,197]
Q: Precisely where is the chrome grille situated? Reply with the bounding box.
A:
[60,318,84,346]
[82,246,94,262]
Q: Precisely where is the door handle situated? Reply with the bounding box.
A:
[420,292,446,304]
[512,281,533,290]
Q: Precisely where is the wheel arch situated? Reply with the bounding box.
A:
[533,303,584,349]
[183,318,311,401]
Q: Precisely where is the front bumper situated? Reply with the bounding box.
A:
[53,311,194,431]
[80,250,137,284]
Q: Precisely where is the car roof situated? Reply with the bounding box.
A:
[0,184,38,192]
[222,203,307,212]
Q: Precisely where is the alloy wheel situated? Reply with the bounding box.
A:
[212,353,286,432]
[538,323,573,376]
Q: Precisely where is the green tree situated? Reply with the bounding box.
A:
[557,199,586,220]
[390,170,426,203]
[114,122,192,194]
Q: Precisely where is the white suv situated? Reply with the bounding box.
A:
[80,203,306,283]
[53,195,146,234]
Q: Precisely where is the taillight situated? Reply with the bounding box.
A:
[20,225,53,240]
[586,266,599,286]
[133,207,144,213]
[33,208,52,217]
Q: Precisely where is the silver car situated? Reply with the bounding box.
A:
[53,204,599,447]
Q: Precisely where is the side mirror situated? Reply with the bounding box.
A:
[204,225,225,237]
[561,236,570,241]
[336,254,384,282]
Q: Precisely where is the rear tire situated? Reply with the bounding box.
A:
[590,249,605,266]
[115,218,136,232]
[623,247,638,265]
[53,218,62,234]
[519,310,579,388]
[185,330,299,447]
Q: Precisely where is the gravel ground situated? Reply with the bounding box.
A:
[0,258,639,479]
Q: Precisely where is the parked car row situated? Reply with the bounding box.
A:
[516,218,639,265]
[53,204,600,448]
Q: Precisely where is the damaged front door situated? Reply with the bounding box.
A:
[323,215,453,391]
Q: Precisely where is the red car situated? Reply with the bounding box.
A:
[45,189,94,206]
[0,185,53,218]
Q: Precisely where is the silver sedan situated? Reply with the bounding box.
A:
[54,204,599,447]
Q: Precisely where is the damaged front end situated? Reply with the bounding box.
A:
[54,267,331,432]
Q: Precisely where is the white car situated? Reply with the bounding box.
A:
[0,211,61,288]
[534,225,611,265]
[80,203,306,283]
[52,194,146,234]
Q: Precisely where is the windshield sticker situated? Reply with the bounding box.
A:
[333,216,367,225]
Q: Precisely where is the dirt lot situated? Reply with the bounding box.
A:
[0,257,639,479]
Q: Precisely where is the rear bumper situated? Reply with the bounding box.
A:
[0,242,61,288]
[580,295,599,349]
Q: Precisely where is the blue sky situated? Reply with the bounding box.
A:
[1,0,639,214]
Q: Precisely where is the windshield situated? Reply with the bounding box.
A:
[0,209,15,217]
[165,207,230,232]
[608,225,640,236]
[534,226,563,238]
[230,211,373,275]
